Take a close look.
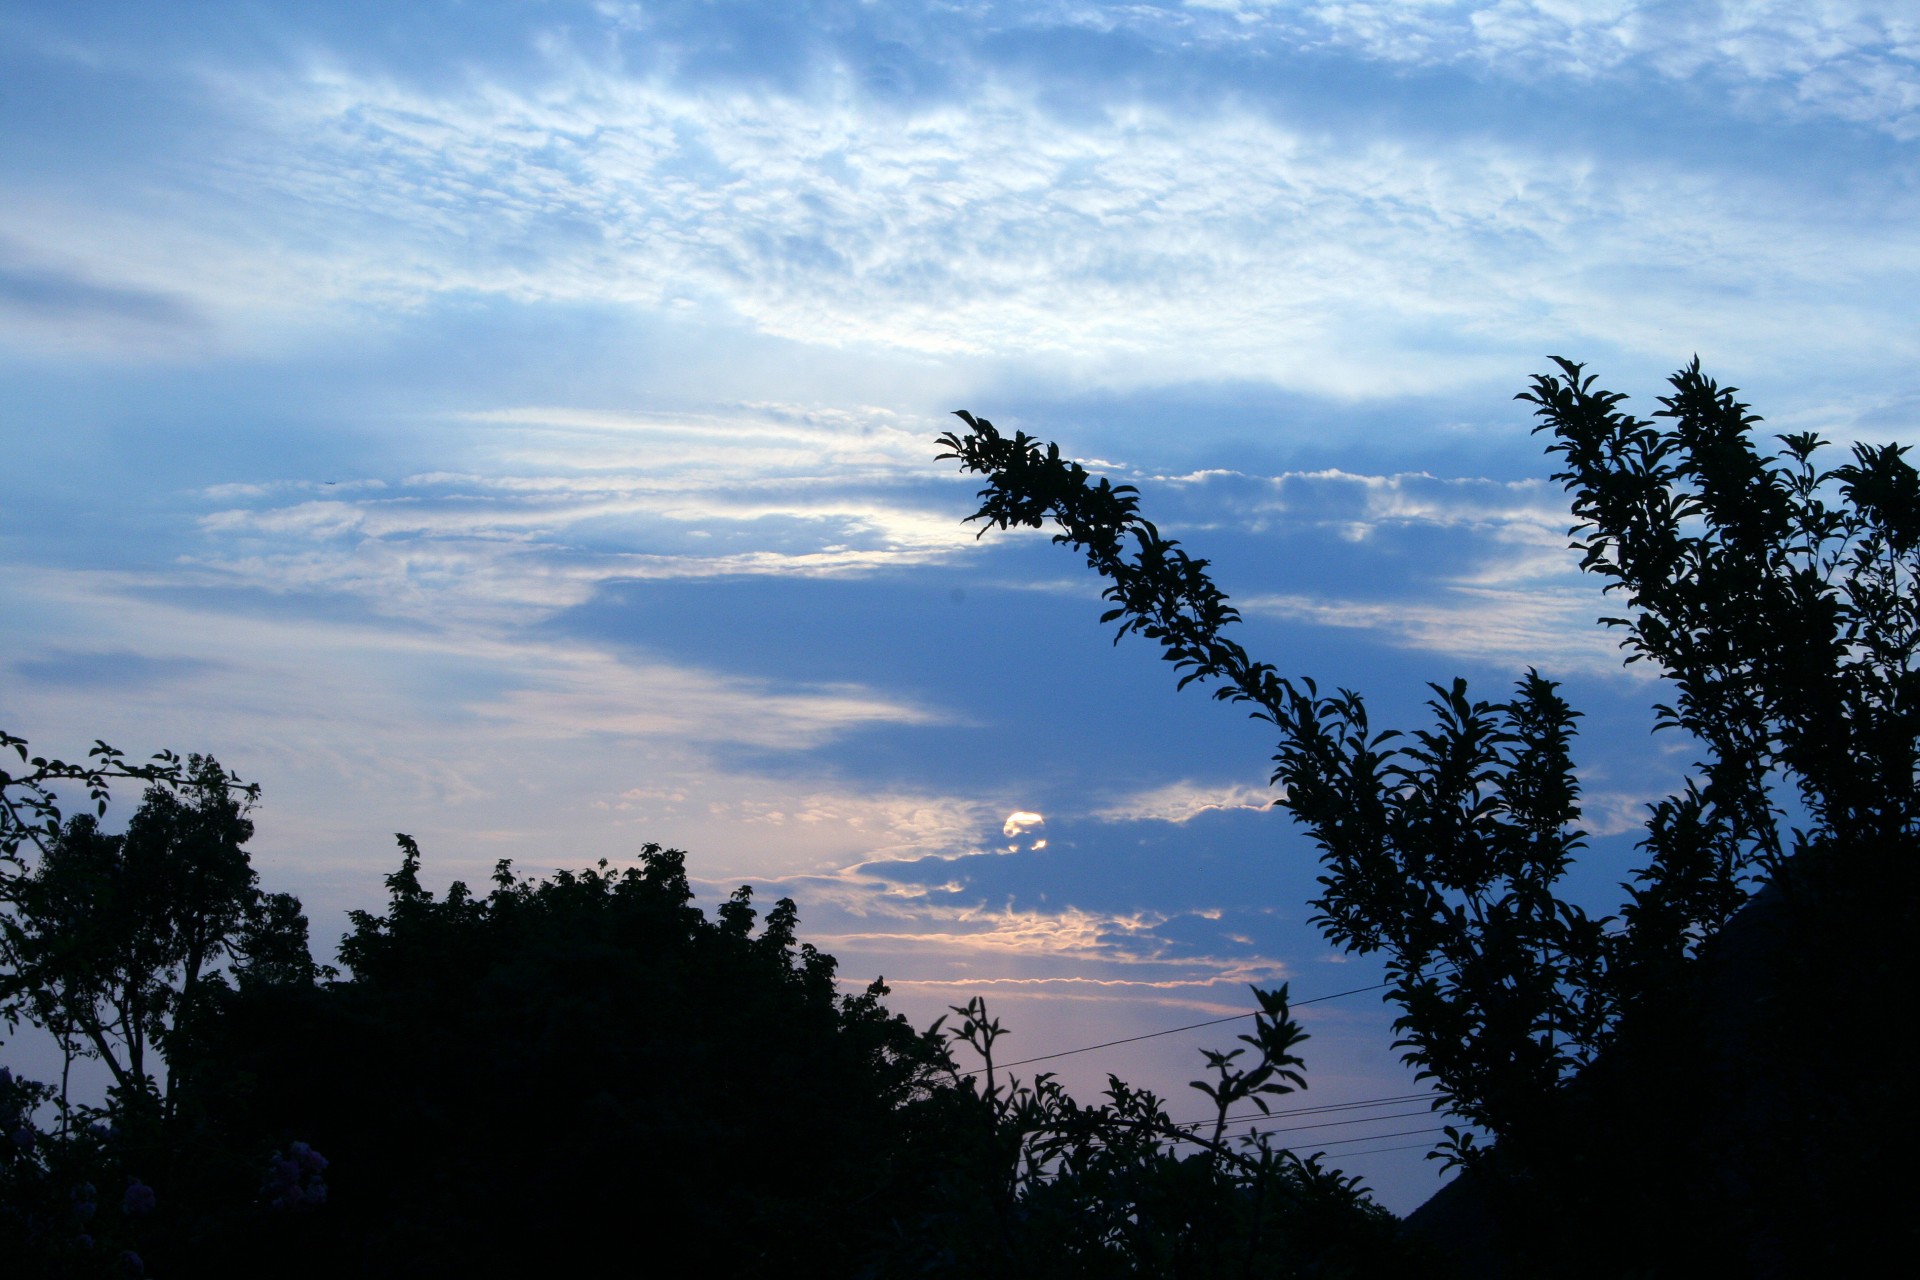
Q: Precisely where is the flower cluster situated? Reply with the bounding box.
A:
[122,1177,156,1216]
[262,1140,329,1209]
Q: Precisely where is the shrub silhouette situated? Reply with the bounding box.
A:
[185,839,962,1276]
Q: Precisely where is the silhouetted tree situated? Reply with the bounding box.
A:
[3,757,262,1120]
[184,838,968,1277]
[179,836,1417,1279]
[938,359,1917,1273]
[1,736,294,1276]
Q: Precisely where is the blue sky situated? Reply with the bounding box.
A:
[3,0,1915,1211]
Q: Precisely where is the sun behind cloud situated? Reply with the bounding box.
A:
[1003,809,1046,852]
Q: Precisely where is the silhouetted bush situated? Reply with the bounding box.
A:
[183,838,962,1276]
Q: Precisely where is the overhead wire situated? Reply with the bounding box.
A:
[1167,1106,1438,1139]
[960,978,1396,1075]
[1178,1092,1436,1124]
[958,920,1633,1078]
[1163,1125,1450,1153]
[1330,1139,1453,1160]
[940,964,1534,1166]
[947,975,1473,1156]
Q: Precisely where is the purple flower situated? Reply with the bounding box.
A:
[76,1233,95,1250]
[72,1182,98,1221]
[120,1249,145,1277]
[264,1157,302,1207]
[263,1141,331,1208]
[9,1124,34,1151]
[122,1178,156,1216]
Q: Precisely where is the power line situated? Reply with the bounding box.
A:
[1028,1095,1445,1157]
[1151,1093,1437,1136]
[966,923,1641,1078]
[1313,1139,1447,1160]
[1294,1127,1448,1151]
[1185,1092,1436,1126]
[1171,1107,1438,1139]
[962,978,1394,1075]
[1167,1125,1449,1153]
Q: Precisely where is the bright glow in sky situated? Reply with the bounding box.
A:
[3,0,1914,1212]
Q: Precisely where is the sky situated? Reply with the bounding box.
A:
[2,0,1916,1214]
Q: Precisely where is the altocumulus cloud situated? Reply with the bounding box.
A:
[3,0,1914,406]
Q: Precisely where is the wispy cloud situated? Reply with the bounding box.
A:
[1093,779,1277,824]
[1241,585,1632,673]
[1,565,940,767]
[8,4,1913,399]
[798,887,1292,991]
[0,244,208,355]
[1266,1,1920,137]
[229,62,1906,387]
[183,403,979,626]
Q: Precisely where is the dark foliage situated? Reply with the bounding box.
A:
[938,359,1918,1274]
[184,838,961,1277]
[1,745,277,1276]
[905,992,1418,1279]
[5,738,1414,1277]
[189,841,1414,1278]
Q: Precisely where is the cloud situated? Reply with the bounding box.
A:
[1,565,939,765]
[182,402,982,628]
[175,411,1632,681]
[1030,462,1635,669]
[1240,585,1632,673]
[1003,810,1046,837]
[10,5,1914,402]
[0,251,207,355]
[1167,1,1920,137]
[244,63,1891,386]
[797,888,1292,991]
[11,649,223,692]
[1155,466,1575,557]
[1093,779,1277,824]
[683,788,999,864]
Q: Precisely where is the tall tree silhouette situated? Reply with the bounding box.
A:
[938,359,1916,1272]
[3,754,266,1118]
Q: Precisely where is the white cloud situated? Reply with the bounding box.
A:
[1211,1,1920,136]
[800,892,1291,989]
[1094,779,1277,824]
[1157,467,1574,547]
[1580,788,1662,836]
[3,566,936,755]
[10,21,1914,393]
[182,402,981,627]
[698,789,1000,863]
[1242,585,1635,672]
[1002,809,1045,836]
